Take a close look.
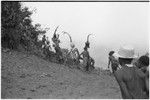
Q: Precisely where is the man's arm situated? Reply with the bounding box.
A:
[114,70,132,99]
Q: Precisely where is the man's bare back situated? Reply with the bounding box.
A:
[114,65,148,99]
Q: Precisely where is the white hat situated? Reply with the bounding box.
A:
[114,45,137,58]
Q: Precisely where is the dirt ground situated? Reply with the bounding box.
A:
[1,50,121,99]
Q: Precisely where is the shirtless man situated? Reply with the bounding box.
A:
[80,47,90,71]
[114,45,148,99]
[135,55,149,97]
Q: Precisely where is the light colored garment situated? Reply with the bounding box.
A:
[125,64,134,67]
[70,48,78,60]
[109,64,113,73]
[117,65,122,69]
[83,57,88,67]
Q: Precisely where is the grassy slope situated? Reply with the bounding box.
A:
[1,50,121,99]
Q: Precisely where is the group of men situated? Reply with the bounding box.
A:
[50,32,95,71]
[108,45,149,99]
[42,34,149,99]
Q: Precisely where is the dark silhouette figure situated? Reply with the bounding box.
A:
[108,51,119,73]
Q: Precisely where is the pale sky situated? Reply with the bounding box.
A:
[23,2,149,69]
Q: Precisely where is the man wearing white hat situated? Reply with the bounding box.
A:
[114,45,148,99]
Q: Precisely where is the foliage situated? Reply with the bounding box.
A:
[1,1,46,50]
[1,1,83,67]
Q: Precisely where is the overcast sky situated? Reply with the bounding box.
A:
[23,2,149,69]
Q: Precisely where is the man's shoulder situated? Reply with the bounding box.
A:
[114,66,134,82]
[114,67,124,76]
[114,68,124,81]
[115,66,130,76]
[136,68,146,78]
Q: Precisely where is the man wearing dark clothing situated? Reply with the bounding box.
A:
[80,47,90,71]
[42,35,46,45]
[108,51,119,73]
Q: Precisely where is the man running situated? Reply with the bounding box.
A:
[108,51,119,73]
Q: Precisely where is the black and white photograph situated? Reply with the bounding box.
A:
[1,0,149,99]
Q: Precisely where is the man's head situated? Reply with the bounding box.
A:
[85,41,90,48]
[53,34,56,38]
[109,51,115,56]
[145,52,149,57]
[137,55,149,69]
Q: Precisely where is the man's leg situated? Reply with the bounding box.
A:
[112,66,115,73]
[86,59,89,71]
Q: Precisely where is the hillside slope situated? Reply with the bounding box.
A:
[1,50,121,99]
